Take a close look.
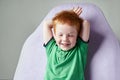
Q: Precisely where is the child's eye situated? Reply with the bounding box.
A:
[58,34,63,36]
[68,34,74,37]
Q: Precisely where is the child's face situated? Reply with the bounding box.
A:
[54,23,78,51]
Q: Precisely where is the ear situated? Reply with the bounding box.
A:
[52,28,56,38]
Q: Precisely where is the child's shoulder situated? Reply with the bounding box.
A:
[77,37,89,45]
[43,37,56,47]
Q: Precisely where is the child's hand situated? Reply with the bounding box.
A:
[43,19,53,29]
[72,7,82,16]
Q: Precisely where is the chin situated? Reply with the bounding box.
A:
[61,48,69,51]
[61,47,72,51]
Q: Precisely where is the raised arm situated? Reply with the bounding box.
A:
[80,20,90,42]
[43,20,53,44]
[72,7,90,42]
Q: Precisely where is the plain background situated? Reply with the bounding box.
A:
[0,0,120,80]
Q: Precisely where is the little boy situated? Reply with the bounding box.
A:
[43,7,90,80]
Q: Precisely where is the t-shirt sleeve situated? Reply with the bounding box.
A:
[43,37,56,57]
[77,37,88,49]
[77,37,88,70]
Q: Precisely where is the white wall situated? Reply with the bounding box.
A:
[0,0,120,80]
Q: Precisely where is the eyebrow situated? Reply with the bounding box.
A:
[69,31,76,34]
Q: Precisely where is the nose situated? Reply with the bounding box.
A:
[62,35,68,41]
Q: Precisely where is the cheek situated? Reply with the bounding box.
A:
[71,39,76,43]
[70,37,77,44]
[54,35,61,43]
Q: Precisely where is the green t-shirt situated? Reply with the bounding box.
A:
[44,37,88,80]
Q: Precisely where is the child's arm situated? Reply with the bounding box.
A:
[43,20,53,44]
[73,7,90,42]
[80,20,90,42]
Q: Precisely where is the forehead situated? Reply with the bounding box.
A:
[55,23,77,33]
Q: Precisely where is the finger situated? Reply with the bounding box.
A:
[72,6,82,16]
[74,7,82,15]
[76,7,82,13]
[74,6,80,13]
[74,7,82,12]
[77,8,82,15]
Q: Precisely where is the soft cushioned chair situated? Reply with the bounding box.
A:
[14,3,120,80]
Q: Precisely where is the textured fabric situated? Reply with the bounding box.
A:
[44,37,88,80]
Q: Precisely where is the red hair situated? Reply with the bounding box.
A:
[52,10,83,34]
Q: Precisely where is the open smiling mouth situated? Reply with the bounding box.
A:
[61,43,70,47]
